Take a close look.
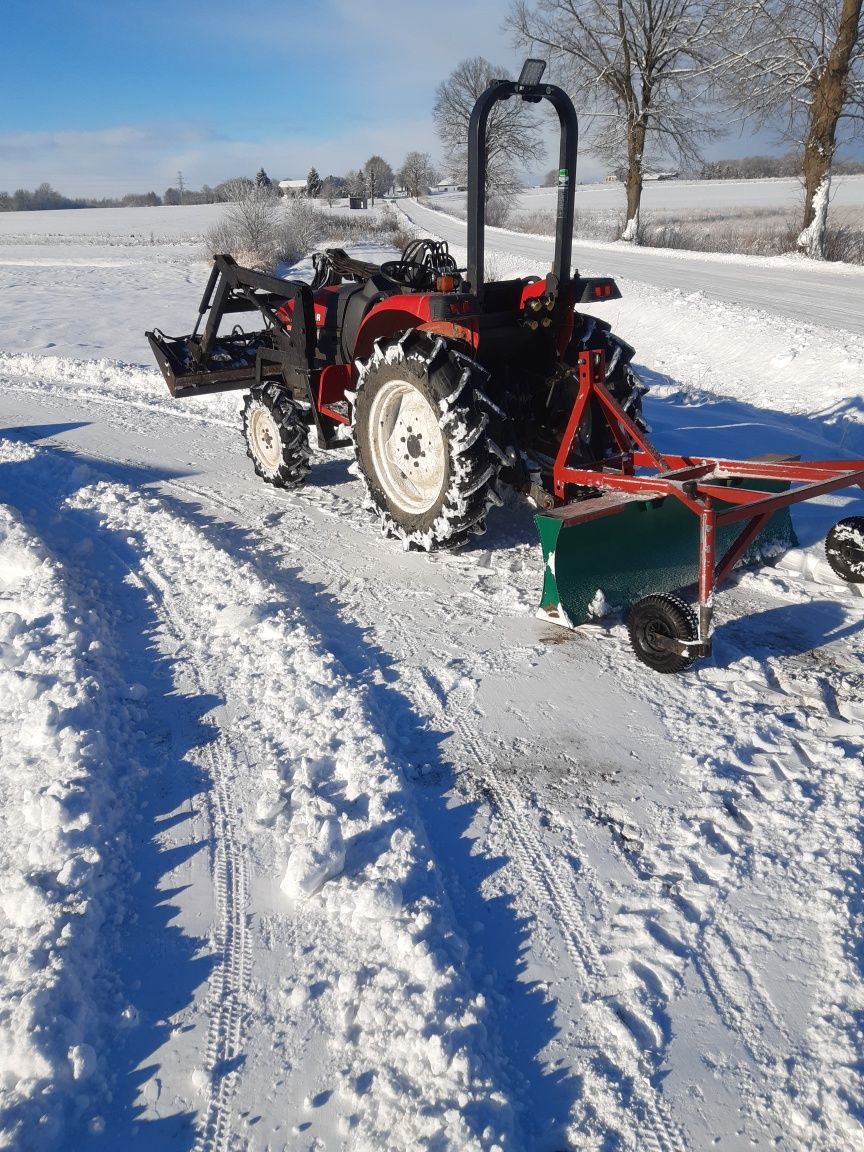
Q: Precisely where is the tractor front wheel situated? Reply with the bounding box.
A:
[825,516,864,583]
[351,333,501,550]
[243,385,311,489]
[627,594,699,674]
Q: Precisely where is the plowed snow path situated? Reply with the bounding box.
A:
[2,346,863,1150]
[402,199,864,334]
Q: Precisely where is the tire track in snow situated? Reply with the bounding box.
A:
[103,562,250,1152]
[194,736,251,1152]
[86,531,253,1152]
[66,477,522,1150]
[472,748,689,1152]
[147,479,609,1147]
[405,660,690,1152]
[162,475,691,1150]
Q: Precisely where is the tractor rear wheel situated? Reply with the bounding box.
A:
[825,516,864,583]
[567,315,648,438]
[351,333,501,551]
[627,594,699,674]
[243,385,311,488]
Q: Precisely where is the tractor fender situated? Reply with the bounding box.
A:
[353,296,435,363]
[415,319,479,351]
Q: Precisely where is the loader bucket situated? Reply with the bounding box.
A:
[147,329,267,398]
[536,480,796,627]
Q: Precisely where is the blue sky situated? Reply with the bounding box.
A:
[1,0,853,198]
[1,0,530,195]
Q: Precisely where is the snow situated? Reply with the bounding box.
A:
[430,173,864,218]
[405,198,864,333]
[797,174,832,258]
[0,202,862,1150]
[620,215,639,242]
[0,476,146,1146]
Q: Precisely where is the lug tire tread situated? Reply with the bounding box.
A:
[351,332,500,551]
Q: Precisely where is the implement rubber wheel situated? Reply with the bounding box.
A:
[352,332,500,551]
[825,516,864,583]
[243,384,311,488]
[627,594,699,674]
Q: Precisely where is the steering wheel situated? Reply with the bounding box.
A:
[378,259,436,291]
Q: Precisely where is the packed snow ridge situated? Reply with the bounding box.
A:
[0,444,144,1146]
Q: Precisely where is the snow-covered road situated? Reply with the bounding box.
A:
[1,210,863,1151]
[402,199,864,335]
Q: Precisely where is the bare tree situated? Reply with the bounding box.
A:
[715,0,863,258]
[508,1,719,240]
[433,56,545,198]
[320,175,339,207]
[397,151,438,197]
[363,155,394,205]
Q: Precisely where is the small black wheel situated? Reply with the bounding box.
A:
[825,516,864,583]
[242,384,311,488]
[627,594,699,674]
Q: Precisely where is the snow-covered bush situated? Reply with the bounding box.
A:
[204,180,284,268]
[485,193,513,227]
[277,197,321,264]
[204,182,323,269]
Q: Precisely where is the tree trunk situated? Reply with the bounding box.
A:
[621,117,647,243]
[798,0,863,259]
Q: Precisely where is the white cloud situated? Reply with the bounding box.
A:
[0,115,447,197]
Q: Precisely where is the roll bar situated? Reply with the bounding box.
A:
[466,62,578,299]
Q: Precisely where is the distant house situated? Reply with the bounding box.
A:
[643,170,679,181]
[604,173,619,183]
[433,177,466,193]
[278,179,307,197]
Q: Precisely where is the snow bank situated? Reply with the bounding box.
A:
[0,349,239,429]
[0,451,145,1147]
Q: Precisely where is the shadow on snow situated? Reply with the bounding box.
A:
[1,426,215,1150]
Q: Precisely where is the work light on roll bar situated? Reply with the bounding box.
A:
[518,58,547,86]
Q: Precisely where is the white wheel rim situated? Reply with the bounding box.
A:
[248,404,282,472]
[368,378,447,515]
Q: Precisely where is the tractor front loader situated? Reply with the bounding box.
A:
[147,59,864,672]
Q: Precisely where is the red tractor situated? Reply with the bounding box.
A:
[146,61,644,553]
[146,60,864,672]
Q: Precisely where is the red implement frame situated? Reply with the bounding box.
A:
[553,350,864,655]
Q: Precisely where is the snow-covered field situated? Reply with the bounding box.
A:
[1,204,863,1151]
[431,173,864,225]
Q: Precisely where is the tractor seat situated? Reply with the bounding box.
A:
[337,276,390,363]
[481,278,529,313]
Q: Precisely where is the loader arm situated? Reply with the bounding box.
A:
[146,254,315,397]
